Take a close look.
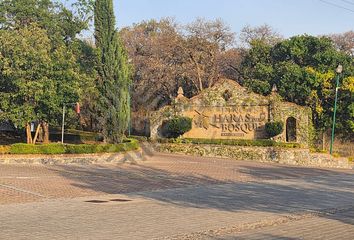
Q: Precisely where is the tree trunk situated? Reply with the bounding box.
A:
[196,63,203,92]
[26,123,33,144]
[189,54,203,93]
[32,124,41,144]
[42,122,49,144]
[38,124,44,142]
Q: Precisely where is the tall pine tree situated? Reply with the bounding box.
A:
[94,0,131,143]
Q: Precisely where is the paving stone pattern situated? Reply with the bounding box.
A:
[0,153,353,239]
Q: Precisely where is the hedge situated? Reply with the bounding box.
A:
[10,143,66,154]
[4,139,139,155]
[128,135,148,142]
[164,117,192,138]
[158,138,301,148]
[265,121,284,138]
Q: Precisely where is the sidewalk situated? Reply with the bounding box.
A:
[1,177,354,239]
[0,153,353,239]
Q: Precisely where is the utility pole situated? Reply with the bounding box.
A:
[330,64,343,155]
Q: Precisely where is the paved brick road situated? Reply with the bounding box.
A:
[0,152,353,239]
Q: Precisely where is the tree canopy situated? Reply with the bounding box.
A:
[0,0,352,143]
[120,18,235,111]
[240,35,354,138]
[95,0,131,143]
[0,0,95,143]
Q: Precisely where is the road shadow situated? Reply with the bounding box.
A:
[215,234,300,240]
[48,163,224,195]
[48,155,354,229]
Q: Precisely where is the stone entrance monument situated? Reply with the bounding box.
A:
[150,79,312,145]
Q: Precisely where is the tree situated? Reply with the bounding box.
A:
[239,24,283,48]
[72,38,99,131]
[0,24,81,143]
[94,0,131,143]
[120,18,184,111]
[182,18,235,93]
[240,40,274,95]
[271,35,353,134]
[0,0,90,42]
[0,0,95,143]
[328,31,354,56]
[240,34,354,137]
[120,18,235,112]
[218,48,245,82]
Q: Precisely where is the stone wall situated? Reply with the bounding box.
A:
[153,143,351,169]
[149,79,312,146]
[270,94,312,145]
[0,149,144,165]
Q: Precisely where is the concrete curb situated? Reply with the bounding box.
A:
[0,148,144,165]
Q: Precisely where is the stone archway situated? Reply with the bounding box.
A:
[286,117,297,142]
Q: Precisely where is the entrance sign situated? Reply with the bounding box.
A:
[150,79,311,145]
[183,105,268,139]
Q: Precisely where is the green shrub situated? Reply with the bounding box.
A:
[129,135,148,142]
[64,140,139,154]
[10,143,66,154]
[64,144,98,154]
[265,121,284,138]
[8,139,139,155]
[0,145,11,154]
[164,117,192,138]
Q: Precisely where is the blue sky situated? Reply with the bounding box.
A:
[64,0,354,37]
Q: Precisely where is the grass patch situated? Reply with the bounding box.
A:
[158,138,301,148]
[5,139,139,155]
[128,135,148,142]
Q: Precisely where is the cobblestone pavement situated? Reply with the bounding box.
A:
[0,152,353,239]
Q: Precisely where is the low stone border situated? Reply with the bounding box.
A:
[0,148,144,165]
[153,143,352,169]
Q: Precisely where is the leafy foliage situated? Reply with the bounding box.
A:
[0,24,81,126]
[265,121,284,138]
[94,0,132,143]
[241,35,354,137]
[0,0,90,42]
[10,143,66,154]
[240,40,274,95]
[0,0,95,143]
[164,117,192,138]
[8,139,138,154]
[158,138,301,148]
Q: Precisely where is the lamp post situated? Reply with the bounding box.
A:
[330,64,343,155]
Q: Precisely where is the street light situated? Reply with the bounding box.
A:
[329,64,343,155]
